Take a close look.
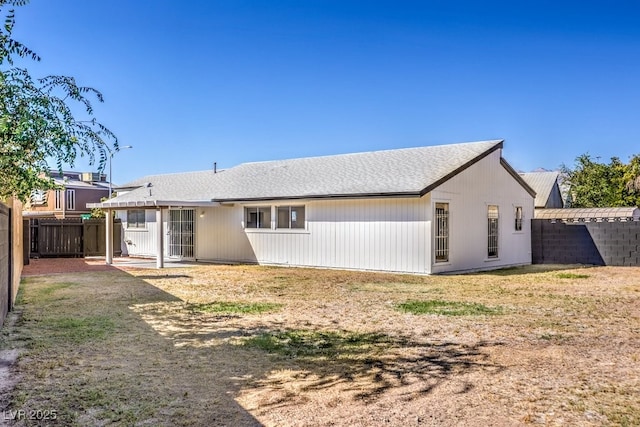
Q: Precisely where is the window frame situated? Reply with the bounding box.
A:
[244,206,272,229]
[434,202,449,263]
[65,189,76,211]
[54,190,63,211]
[514,206,523,231]
[276,205,306,229]
[487,205,499,258]
[127,209,146,229]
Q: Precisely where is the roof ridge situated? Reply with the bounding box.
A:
[239,139,503,166]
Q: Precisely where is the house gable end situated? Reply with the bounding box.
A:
[419,141,504,197]
[500,158,537,198]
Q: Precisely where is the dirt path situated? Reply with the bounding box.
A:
[21,258,120,276]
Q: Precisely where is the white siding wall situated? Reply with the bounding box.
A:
[196,206,257,262]
[117,209,168,258]
[196,197,431,274]
[430,149,534,273]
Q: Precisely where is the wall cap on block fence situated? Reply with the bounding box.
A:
[535,207,640,223]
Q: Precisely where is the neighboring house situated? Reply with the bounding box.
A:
[23,170,110,220]
[92,140,536,274]
[520,171,564,209]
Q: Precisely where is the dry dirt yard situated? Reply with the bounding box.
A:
[1,259,639,426]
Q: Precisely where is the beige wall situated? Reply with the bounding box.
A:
[1,197,23,309]
[11,198,23,306]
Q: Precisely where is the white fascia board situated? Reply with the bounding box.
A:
[87,200,220,209]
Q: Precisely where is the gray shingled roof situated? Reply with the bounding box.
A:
[95,170,222,207]
[94,140,513,207]
[520,171,560,208]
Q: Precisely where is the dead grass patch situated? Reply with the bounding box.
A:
[0,264,638,426]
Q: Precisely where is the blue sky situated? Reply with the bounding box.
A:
[12,0,640,185]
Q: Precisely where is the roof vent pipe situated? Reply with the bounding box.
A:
[214,162,217,173]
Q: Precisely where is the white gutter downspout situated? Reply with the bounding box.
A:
[105,208,113,265]
[156,207,164,268]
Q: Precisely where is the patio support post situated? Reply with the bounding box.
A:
[156,208,164,268]
[105,209,113,265]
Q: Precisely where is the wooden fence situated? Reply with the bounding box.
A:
[0,202,11,329]
[30,218,122,258]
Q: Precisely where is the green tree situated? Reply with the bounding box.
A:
[561,154,640,208]
[0,0,117,202]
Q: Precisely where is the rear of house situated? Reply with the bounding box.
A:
[99,140,535,274]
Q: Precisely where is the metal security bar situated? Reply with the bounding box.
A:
[169,209,195,259]
[435,203,449,262]
[515,206,523,231]
[488,205,499,258]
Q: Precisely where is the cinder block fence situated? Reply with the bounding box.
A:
[532,219,640,266]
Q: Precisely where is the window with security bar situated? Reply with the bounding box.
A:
[435,202,449,262]
[487,205,499,258]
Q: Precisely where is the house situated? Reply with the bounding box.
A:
[520,171,564,209]
[92,140,536,274]
[23,170,110,220]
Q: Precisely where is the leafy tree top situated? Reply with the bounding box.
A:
[0,0,117,202]
[561,153,640,208]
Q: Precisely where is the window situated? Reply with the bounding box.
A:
[515,206,523,231]
[277,206,306,229]
[30,189,47,205]
[435,203,449,262]
[245,207,271,229]
[54,190,63,210]
[488,205,499,258]
[66,189,76,210]
[127,209,146,229]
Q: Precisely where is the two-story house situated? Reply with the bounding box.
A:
[23,170,111,220]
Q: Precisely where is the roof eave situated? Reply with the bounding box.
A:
[88,200,221,209]
[500,158,537,198]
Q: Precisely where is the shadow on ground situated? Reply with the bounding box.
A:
[4,259,507,426]
[1,265,262,426]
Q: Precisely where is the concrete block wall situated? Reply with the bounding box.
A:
[532,220,640,266]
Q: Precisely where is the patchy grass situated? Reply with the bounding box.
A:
[1,262,639,426]
[396,299,503,316]
[41,316,115,344]
[243,330,391,360]
[187,301,282,314]
[557,272,591,279]
[37,281,76,296]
